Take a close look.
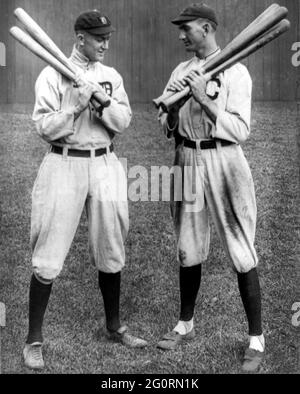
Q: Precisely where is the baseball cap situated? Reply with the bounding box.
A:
[74,10,116,35]
[171,3,218,26]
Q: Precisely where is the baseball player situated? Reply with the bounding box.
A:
[23,10,147,371]
[157,4,265,372]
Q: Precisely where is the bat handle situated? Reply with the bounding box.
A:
[159,87,190,112]
[71,66,111,108]
[90,97,104,116]
[154,67,210,111]
[153,91,175,108]
[92,91,111,108]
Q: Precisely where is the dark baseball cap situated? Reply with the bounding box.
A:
[74,10,116,35]
[171,3,218,26]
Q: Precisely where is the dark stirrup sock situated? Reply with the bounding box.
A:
[98,271,121,332]
[237,268,262,336]
[26,274,53,344]
[179,264,202,321]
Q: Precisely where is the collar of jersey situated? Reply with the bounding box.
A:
[194,47,221,63]
[69,46,99,69]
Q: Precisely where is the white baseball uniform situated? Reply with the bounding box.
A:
[159,51,258,273]
[31,46,131,282]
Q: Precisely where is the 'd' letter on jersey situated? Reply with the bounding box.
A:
[99,81,113,97]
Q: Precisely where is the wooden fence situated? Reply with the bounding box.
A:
[0,0,299,104]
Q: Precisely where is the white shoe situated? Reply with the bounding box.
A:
[23,342,45,370]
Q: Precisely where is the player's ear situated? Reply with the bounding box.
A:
[202,23,210,35]
[76,31,85,46]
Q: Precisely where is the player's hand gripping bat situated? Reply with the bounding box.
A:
[10,8,111,109]
[153,3,290,112]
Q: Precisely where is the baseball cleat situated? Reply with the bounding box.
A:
[106,325,148,348]
[157,329,195,351]
[23,342,45,370]
[242,348,264,372]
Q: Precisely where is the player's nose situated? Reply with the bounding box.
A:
[179,31,186,41]
[101,39,109,50]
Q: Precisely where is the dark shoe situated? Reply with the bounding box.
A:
[157,329,195,351]
[23,342,45,370]
[242,348,264,372]
[106,325,148,348]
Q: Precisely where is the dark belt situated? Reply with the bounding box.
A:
[50,144,114,157]
[182,137,234,150]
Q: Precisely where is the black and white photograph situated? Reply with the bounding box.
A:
[0,0,299,379]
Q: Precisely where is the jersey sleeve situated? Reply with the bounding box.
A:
[32,67,76,143]
[98,71,132,134]
[213,64,252,144]
[157,69,179,139]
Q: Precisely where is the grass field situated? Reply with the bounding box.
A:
[0,102,299,374]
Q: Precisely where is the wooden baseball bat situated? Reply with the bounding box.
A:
[13,8,111,108]
[208,20,291,80]
[153,4,281,108]
[222,3,281,51]
[160,19,290,112]
[204,5,288,74]
[153,3,282,108]
[10,26,76,80]
[153,4,287,108]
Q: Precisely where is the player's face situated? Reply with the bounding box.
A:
[81,32,111,62]
[178,19,207,54]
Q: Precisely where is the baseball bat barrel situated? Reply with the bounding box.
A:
[208,19,291,80]
[223,3,281,50]
[10,26,76,81]
[14,8,73,72]
[160,19,290,112]
[202,6,288,73]
[154,5,288,108]
[13,8,111,108]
